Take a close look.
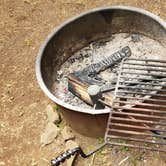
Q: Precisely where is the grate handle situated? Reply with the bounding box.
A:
[51,147,82,166]
[51,143,108,165]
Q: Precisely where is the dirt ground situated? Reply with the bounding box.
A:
[1,0,166,166]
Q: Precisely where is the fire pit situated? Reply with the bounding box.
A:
[36,6,166,137]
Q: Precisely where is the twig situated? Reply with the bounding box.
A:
[89,153,96,166]
[90,43,94,63]
[118,156,129,166]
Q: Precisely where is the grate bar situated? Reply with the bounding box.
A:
[116,96,166,104]
[107,142,166,152]
[117,90,166,97]
[111,111,166,120]
[109,123,166,133]
[123,62,166,68]
[122,66,166,72]
[122,71,166,78]
[126,58,166,63]
[119,81,166,87]
[110,117,166,126]
[120,76,166,82]
[118,85,166,92]
[108,129,166,139]
[113,102,166,114]
[114,100,166,109]
[108,135,166,145]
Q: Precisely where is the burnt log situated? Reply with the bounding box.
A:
[68,73,113,107]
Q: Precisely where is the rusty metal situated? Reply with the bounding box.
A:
[104,58,166,152]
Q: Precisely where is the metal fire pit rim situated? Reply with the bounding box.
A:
[36,6,166,115]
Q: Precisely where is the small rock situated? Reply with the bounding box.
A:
[65,140,79,166]
[61,126,75,141]
[0,161,5,166]
[112,149,118,155]
[57,70,63,81]
[18,111,24,117]
[131,33,141,42]
[107,162,112,166]
[46,105,60,123]
[40,122,60,146]
[143,159,147,163]
[31,158,38,166]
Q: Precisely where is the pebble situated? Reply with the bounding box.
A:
[57,70,63,81]
[131,33,141,42]
[0,162,5,166]
[65,140,79,166]
[31,158,38,166]
[40,122,60,146]
[107,162,112,166]
[61,126,75,141]
[45,105,60,124]
[112,149,118,155]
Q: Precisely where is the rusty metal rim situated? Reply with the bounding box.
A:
[36,6,166,115]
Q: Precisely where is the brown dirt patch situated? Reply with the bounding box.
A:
[0,0,166,165]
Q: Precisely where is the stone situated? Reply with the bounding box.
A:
[131,33,141,42]
[0,162,5,166]
[107,162,112,166]
[40,122,60,146]
[112,149,118,155]
[31,158,38,166]
[65,140,79,166]
[45,105,60,124]
[61,126,75,141]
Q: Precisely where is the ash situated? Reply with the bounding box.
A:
[53,33,166,108]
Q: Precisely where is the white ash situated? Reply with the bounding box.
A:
[53,33,166,108]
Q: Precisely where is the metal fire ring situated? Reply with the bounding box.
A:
[36,6,166,115]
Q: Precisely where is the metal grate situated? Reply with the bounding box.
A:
[104,58,166,152]
[52,58,166,166]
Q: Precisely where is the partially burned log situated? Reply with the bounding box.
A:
[68,73,92,105]
[68,74,113,107]
[67,46,131,108]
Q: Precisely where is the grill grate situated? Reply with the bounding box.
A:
[104,58,166,152]
[52,58,166,165]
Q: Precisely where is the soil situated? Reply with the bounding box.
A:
[1,0,166,166]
